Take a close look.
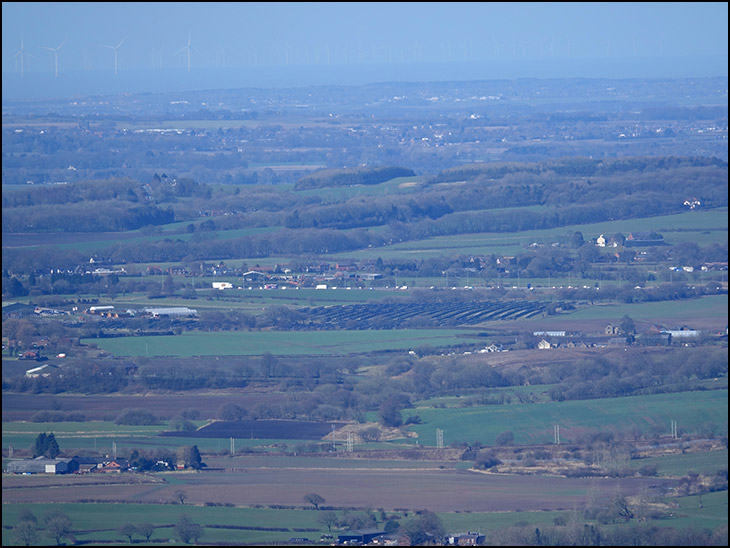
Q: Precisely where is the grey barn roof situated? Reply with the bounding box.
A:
[6,457,72,474]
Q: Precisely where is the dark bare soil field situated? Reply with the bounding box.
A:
[2,467,678,512]
[1,391,285,421]
[160,420,346,440]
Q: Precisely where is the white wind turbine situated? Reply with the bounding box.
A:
[13,35,36,76]
[102,37,127,75]
[41,38,67,77]
[177,32,193,72]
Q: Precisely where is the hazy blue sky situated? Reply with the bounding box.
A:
[2,2,728,97]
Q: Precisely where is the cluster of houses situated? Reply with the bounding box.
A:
[335,529,485,546]
[595,232,664,248]
[6,455,129,475]
[534,324,703,350]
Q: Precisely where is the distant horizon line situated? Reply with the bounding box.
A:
[3,56,727,102]
[3,53,728,75]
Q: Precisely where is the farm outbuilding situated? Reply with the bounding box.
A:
[447,532,486,546]
[537,339,553,350]
[71,455,100,473]
[337,530,386,545]
[212,282,233,290]
[2,302,35,318]
[143,307,198,317]
[6,456,77,474]
[25,364,59,378]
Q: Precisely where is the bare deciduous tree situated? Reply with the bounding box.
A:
[175,489,188,505]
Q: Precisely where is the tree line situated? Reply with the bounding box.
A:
[7,348,726,430]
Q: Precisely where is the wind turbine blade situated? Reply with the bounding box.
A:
[57,38,67,50]
[117,37,127,48]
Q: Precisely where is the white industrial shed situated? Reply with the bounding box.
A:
[142,307,198,317]
[6,456,76,474]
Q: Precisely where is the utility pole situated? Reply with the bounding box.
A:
[436,428,444,449]
[554,425,560,445]
[347,432,354,453]
[230,437,235,455]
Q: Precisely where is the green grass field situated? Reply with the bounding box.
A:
[1,420,203,457]
[407,390,728,446]
[331,208,728,261]
[560,294,728,323]
[1,432,329,456]
[1,503,328,545]
[82,328,484,357]
[3,491,727,546]
[629,449,728,477]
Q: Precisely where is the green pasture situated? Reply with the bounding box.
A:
[1,420,203,457]
[559,294,729,324]
[629,449,728,477]
[414,385,560,409]
[438,509,566,537]
[82,328,484,357]
[407,390,728,447]
[293,176,424,202]
[0,502,558,546]
[412,379,727,413]
[664,490,729,531]
[331,208,728,261]
[1,503,328,546]
[3,491,726,546]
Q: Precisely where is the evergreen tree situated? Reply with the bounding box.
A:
[32,432,61,458]
[33,433,47,457]
[45,433,60,458]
